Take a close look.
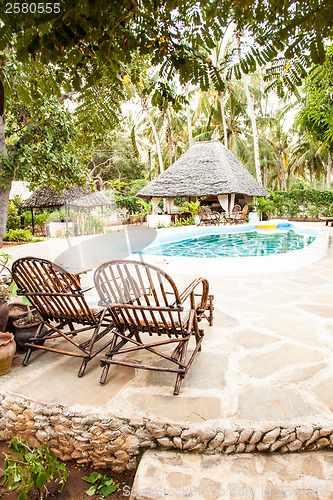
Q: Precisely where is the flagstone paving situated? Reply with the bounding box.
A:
[1,223,333,470]
[131,449,333,499]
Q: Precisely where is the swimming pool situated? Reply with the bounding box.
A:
[141,228,316,259]
[133,222,329,276]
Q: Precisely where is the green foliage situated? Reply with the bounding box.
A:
[115,196,141,215]
[180,200,201,217]
[82,472,119,497]
[254,188,333,220]
[3,229,40,242]
[83,215,104,235]
[2,437,67,500]
[82,132,146,190]
[6,200,21,230]
[296,45,333,151]
[134,199,152,221]
[251,197,276,221]
[170,217,195,227]
[9,99,87,190]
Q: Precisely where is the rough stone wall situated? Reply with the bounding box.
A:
[1,393,333,472]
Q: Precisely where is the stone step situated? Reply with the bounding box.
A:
[130,449,333,499]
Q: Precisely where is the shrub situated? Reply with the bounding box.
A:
[115,196,140,214]
[2,437,67,500]
[3,229,37,242]
[82,472,119,497]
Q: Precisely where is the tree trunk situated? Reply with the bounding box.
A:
[236,33,262,185]
[186,105,193,147]
[218,91,228,149]
[166,112,173,166]
[0,115,12,247]
[278,149,286,191]
[309,164,313,189]
[144,106,164,173]
[327,152,332,190]
[263,157,268,189]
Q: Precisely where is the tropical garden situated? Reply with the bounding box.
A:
[0,0,333,244]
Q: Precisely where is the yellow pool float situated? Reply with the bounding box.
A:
[256,222,278,229]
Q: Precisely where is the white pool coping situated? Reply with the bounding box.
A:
[130,222,330,276]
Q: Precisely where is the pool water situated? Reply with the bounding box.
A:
[141,229,316,258]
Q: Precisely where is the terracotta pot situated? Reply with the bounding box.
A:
[13,318,46,348]
[0,303,9,332]
[0,332,16,375]
[6,303,29,333]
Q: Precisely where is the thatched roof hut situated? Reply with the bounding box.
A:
[23,186,112,209]
[137,141,268,213]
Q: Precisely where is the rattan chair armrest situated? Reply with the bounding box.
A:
[73,269,92,277]
[179,277,209,306]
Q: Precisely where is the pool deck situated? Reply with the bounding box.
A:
[1,222,333,469]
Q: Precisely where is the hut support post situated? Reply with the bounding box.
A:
[31,208,34,235]
[65,205,69,230]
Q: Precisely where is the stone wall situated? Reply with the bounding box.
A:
[1,392,333,472]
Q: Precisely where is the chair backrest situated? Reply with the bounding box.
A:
[11,257,95,324]
[240,205,249,220]
[94,260,185,336]
[232,204,242,213]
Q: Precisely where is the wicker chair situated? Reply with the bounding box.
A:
[198,208,223,226]
[11,257,114,377]
[230,205,249,224]
[94,260,214,395]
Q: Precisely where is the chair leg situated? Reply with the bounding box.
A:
[22,347,33,367]
[174,372,184,395]
[100,361,111,384]
[173,335,189,395]
[22,322,44,367]
[78,358,88,377]
[99,330,122,384]
[208,294,214,326]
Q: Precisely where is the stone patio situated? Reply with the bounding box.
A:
[1,223,333,472]
[131,449,333,499]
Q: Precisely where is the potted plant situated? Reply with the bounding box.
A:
[9,284,45,348]
[12,302,45,348]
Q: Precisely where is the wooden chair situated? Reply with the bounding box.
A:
[94,260,214,395]
[198,209,222,226]
[230,205,249,224]
[11,257,114,377]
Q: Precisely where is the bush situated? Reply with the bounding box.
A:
[115,196,140,215]
[84,215,104,235]
[170,217,195,227]
[3,229,40,242]
[2,437,67,500]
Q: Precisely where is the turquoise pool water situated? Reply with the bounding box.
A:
[141,229,316,258]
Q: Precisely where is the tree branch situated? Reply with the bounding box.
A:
[0,80,4,117]
[57,91,76,102]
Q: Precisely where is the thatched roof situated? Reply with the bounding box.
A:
[23,186,112,209]
[137,141,268,198]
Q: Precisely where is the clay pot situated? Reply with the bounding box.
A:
[6,303,29,333]
[13,318,46,348]
[0,332,16,375]
[0,303,9,332]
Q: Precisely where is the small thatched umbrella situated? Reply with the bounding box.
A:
[137,141,268,213]
[23,186,112,233]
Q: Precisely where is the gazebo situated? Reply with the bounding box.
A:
[137,141,268,214]
[23,186,112,234]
